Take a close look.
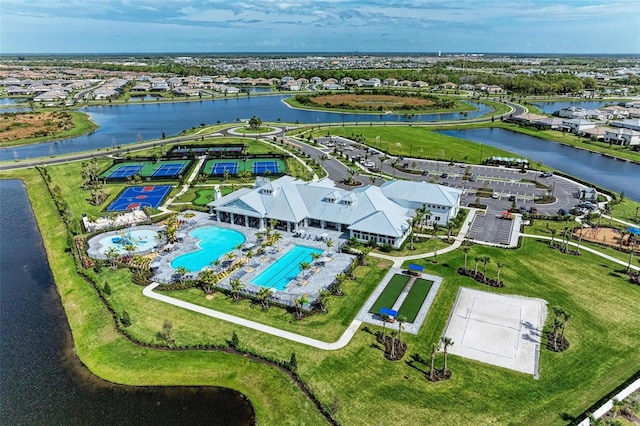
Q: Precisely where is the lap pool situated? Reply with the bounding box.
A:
[171,227,245,272]
[251,245,323,291]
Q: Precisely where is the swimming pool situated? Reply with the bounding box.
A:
[251,245,323,291]
[171,227,245,272]
[93,229,158,256]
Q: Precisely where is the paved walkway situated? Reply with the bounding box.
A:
[155,155,206,216]
[521,233,640,271]
[143,282,362,350]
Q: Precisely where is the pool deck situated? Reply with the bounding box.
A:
[150,211,355,306]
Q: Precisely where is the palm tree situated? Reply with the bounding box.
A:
[389,330,397,358]
[359,245,371,266]
[175,266,188,284]
[124,243,136,259]
[407,217,416,250]
[235,243,244,263]
[619,231,628,250]
[317,289,331,313]
[105,247,120,269]
[257,287,272,310]
[299,261,310,279]
[462,247,470,272]
[612,398,624,419]
[198,269,216,294]
[441,336,454,373]
[294,294,309,319]
[549,228,557,248]
[229,278,244,302]
[426,344,436,381]
[559,311,571,345]
[272,231,283,249]
[496,261,505,284]
[627,242,637,273]
[397,314,407,346]
[380,313,389,340]
[482,255,491,280]
[325,238,334,255]
[311,252,321,264]
[474,256,481,276]
[446,223,455,242]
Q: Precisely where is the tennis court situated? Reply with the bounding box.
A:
[106,185,172,211]
[253,160,279,174]
[208,161,239,175]
[101,160,190,180]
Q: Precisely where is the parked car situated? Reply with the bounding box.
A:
[469,175,477,182]
[508,195,516,201]
[491,193,500,199]
[518,206,527,213]
[529,207,538,214]
[441,172,449,178]
[540,171,553,178]
[422,170,430,176]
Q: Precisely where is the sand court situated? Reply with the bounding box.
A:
[443,287,547,378]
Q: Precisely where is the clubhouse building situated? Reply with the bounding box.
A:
[208,176,462,248]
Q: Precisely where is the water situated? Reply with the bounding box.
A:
[0,96,491,161]
[171,226,246,272]
[532,101,612,114]
[91,229,159,255]
[251,245,323,290]
[438,128,640,201]
[0,180,254,425]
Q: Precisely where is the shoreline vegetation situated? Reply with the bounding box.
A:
[0,110,98,148]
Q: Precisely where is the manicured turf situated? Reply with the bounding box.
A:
[368,273,409,315]
[397,278,433,322]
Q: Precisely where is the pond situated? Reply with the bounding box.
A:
[0,180,254,425]
[532,101,613,114]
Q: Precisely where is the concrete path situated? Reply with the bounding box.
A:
[155,155,207,216]
[143,282,362,350]
[369,209,477,267]
[521,233,640,271]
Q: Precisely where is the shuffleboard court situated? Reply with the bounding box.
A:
[106,185,172,211]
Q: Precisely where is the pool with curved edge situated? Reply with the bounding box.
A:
[171,227,245,273]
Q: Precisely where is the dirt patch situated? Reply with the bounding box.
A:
[0,111,74,142]
[310,93,436,110]
[574,226,637,250]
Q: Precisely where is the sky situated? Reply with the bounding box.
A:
[1,0,639,54]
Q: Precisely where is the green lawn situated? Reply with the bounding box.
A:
[397,278,433,322]
[368,273,409,314]
[315,125,519,162]
[4,145,640,425]
[193,188,216,206]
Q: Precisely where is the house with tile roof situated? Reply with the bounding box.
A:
[208,176,461,248]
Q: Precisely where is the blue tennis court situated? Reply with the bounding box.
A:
[108,165,144,179]
[152,163,186,177]
[253,161,279,174]
[106,185,172,212]
[210,162,239,175]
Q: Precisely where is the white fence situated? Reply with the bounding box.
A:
[576,377,640,425]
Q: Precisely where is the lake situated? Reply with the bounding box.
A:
[532,101,612,114]
[438,128,640,202]
[0,95,491,161]
[0,180,254,426]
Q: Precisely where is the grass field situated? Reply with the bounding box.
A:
[397,278,433,322]
[0,110,98,147]
[316,125,519,162]
[368,273,409,314]
[3,142,640,425]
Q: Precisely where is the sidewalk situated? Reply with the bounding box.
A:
[143,283,362,350]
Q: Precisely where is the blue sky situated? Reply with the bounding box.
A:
[1,0,639,54]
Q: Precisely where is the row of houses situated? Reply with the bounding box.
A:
[208,176,462,249]
[511,114,640,146]
[554,105,640,120]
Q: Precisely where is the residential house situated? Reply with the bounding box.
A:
[604,128,640,146]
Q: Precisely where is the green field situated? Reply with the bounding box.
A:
[397,278,433,322]
[368,273,409,314]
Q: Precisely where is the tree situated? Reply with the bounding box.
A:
[317,289,331,313]
[549,228,557,248]
[198,269,217,294]
[248,115,262,130]
[103,282,111,296]
[289,352,298,372]
[429,343,437,381]
[481,255,491,280]
[229,278,244,302]
[105,247,120,269]
[474,256,481,276]
[325,238,334,255]
[496,261,505,284]
[559,311,571,345]
[380,313,389,340]
[257,287,272,310]
[397,314,407,346]
[294,294,309,319]
[159,319,174,346]
[299,261,310,279]
[441,336,454,373]
[120,310,131,327]
[462,247,470,272]
[175,266,188,284]
[124,243,136,259]
[230,331,240,348]
[407,217,417,250]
